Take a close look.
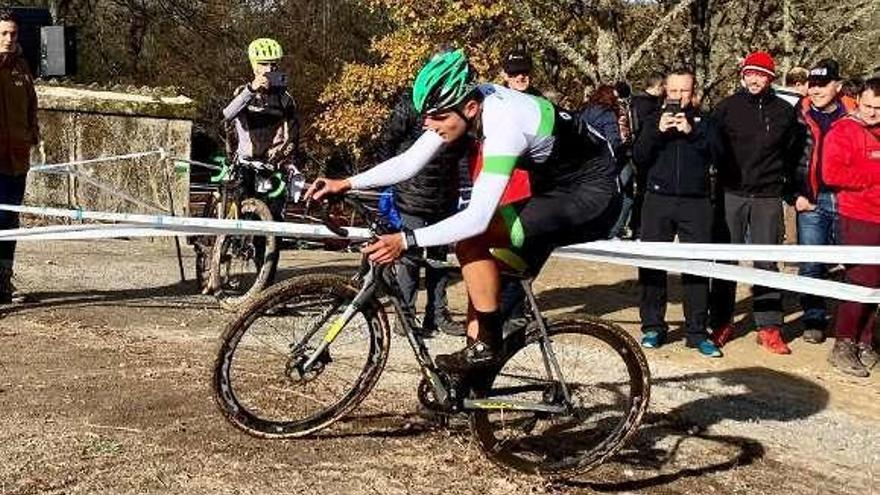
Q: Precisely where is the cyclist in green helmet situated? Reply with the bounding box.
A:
[222,37,300,218]
[308,49,622,372]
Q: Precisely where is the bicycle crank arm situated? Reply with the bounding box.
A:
[463,399,566,414]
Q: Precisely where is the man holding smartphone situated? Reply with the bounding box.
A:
[633,68,725,356]
[222,37,300,217]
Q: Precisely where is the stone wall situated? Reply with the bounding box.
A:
[27,84,195,219]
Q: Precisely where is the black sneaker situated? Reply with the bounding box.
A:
[435,341,497,373]
[425,312,466,337]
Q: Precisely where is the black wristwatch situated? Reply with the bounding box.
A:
[402,228,418,249]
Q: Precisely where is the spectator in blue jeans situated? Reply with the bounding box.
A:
[793,59,854,343]
[0,9,39,303]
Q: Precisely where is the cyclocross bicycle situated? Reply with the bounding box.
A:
[212,191,650,475]
[193,158,286,310]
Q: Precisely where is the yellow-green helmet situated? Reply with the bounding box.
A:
[412,49,478,115]
[248,38,283,63]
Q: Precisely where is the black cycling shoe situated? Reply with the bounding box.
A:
[435,341,497,373]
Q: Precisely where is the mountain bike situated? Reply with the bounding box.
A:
[212,191,650,475]
[198,158,286,310]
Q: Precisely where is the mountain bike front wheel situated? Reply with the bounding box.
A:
[213,273,390,438]
[470,316,650,475]
[210,198,279,311]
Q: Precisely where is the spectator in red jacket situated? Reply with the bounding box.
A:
[822,77,880,377]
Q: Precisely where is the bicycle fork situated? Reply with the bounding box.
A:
[301,268,379,372]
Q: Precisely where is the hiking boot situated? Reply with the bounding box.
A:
[829,340,869,377]
[688,339,723,358]
[756,326,791,355]
[858,343,879,370]
[640,330,666,349]
[424,312,466,337]
[435,341,497,374]
[802,328,825,344]
[710,323,736,348]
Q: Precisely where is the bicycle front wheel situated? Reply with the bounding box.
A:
[470,317,650,474]
[211,198,279,310]
[213,273,390,438]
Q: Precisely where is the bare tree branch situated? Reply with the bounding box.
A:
[509,0,600,83]
[804,0,879,63]
[622,0,698,75]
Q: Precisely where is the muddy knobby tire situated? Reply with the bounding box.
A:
[470,315,650,475]
[210,198,279,311]
[213,273,390,438]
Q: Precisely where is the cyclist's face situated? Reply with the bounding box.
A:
[423,100,479,142]
[252,61,280,76]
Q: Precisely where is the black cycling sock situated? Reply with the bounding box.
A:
[474,309,503,351]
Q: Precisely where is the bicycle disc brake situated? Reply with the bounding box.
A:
[286,346,332,383]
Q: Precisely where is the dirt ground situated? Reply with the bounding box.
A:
[1,239,879,495]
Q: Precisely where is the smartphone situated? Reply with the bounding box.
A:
[266,71,287,88]
[663,100,681,115]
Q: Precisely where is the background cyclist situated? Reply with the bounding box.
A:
[222,37,300,221]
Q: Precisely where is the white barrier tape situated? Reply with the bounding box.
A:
[41,168,169,214]
[572,240,880,265]
[0,204,373,241]
[30,150,166,173]
[0,224,215,241]
[3,203,880,303]
[557,249,880,304]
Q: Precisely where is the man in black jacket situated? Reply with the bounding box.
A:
[373,89,468,337]
[709,51,804,355]
[634,68,724,357]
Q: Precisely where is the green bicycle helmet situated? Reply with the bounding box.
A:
[248,38,283,63]
[412,49,478,115]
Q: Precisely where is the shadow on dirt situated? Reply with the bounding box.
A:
[314,411,471,440]
[559,367,829,491]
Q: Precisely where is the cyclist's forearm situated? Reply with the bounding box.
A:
[348,131,443,190]
[222,87,255,121]
[412,173,508,247]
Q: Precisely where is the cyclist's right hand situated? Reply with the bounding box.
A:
[251,73,270,92]
[305,178,351,202]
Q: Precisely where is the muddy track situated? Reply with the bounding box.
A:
[1,240,878,494]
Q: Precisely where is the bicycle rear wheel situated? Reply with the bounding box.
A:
[213,273,390,438]
[470,317,650,474]
[211,198,279,310]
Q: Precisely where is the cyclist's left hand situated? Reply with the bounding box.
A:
[362,233,405,264]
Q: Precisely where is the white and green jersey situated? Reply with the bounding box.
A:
[348,83,611,247]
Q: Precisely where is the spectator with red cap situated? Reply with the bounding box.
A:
[708,51,804,355]
[822,77,880,377]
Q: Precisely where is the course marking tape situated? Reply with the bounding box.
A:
[4,203,880,303]
[30,150,166,173]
